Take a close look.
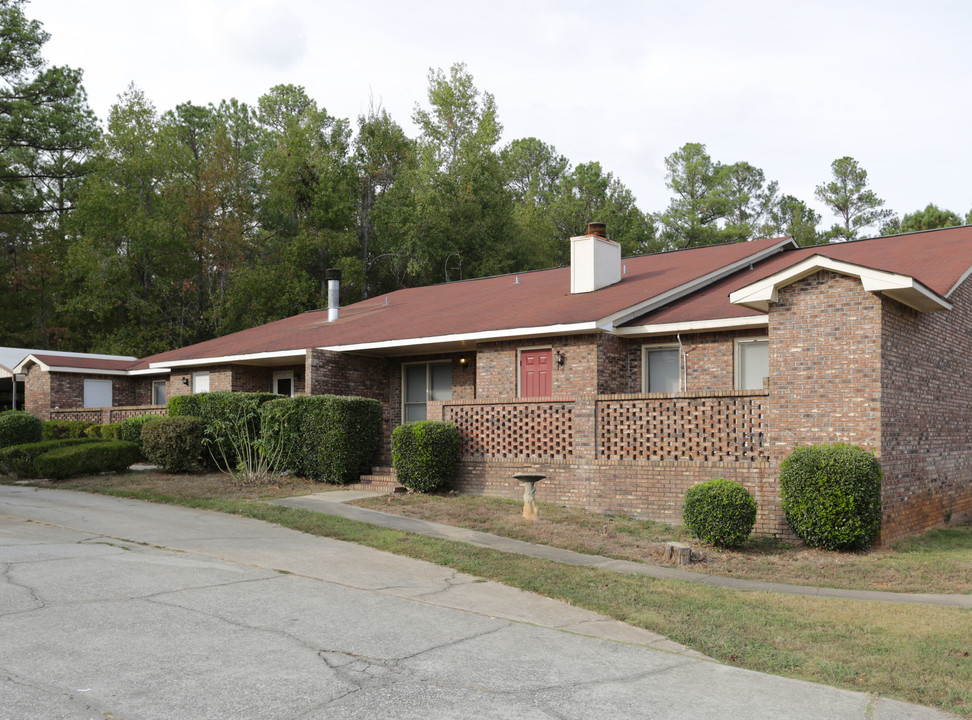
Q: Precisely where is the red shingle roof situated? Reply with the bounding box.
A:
[625,226,972,327]
[134,235,793,368]
[30,354,137,372]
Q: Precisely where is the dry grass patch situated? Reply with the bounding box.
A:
[354,493,972,594]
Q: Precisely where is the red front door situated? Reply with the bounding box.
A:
[520,349,552,397]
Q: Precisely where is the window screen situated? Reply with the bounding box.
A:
[83,379,112,408]
[645,348,680,393]
[738,340,769,390]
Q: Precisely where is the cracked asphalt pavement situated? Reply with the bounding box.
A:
[0,486,958,720]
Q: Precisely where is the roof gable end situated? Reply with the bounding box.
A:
[729,254,952,313]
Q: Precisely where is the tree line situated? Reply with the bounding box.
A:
[2,0,969,357]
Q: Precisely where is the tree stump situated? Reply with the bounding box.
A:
[664,541,692,566]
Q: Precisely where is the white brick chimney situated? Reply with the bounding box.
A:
[570,222,621,294]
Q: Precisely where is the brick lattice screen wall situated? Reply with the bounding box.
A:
[597,392,767,462]
[445,401,575,460]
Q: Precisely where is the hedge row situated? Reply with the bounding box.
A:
[261,395,382,483]
[169,392,279,470]
[33,441,141,481]
[163,392,381,482]
[0,437,104,478]
[42,420,99,440]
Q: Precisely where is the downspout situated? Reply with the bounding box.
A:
[677,333,686,391]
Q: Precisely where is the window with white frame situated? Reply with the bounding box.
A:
[152,380,167,406]
[736,338,769,390]
[642,345,681,393]
[83,379,112,408]
[192,371,210,394]
[403,362,452,422]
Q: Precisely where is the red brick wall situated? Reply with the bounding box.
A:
[456,459,776,533]
[24,364,51,419]
[767,271,883,454]
[763,270,883,539]
[879,276,972,541]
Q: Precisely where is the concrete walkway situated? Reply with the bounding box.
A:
[269,490,972,609]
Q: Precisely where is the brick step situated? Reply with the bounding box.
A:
[350,467,404,494]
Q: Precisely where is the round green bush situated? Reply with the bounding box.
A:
[391,421,460,493]
[0,411,42,449]
[779,443,882,551]
[682,478,757,548]
[141,417,205,473]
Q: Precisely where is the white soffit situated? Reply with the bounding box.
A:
[149,349,307,370]
[729,255,952,313]
[616,315,768,337]
[322,322,601,354]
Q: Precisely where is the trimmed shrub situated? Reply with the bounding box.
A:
[83,424,102,438]
[167,394,202,418]
[169,392,278,470]
[0,411,42,449]
[34,441,140,481]
[780,443,882,551]
[261,395,381,483]
[118,415,158,449]
[101,423,122,441]
[42,420,98,441]
[391,421,460,493]
[141,417,205,473]
[682,478,757,548]
[0,438,102,478]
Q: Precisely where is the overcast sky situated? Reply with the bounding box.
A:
[28,0,972,230]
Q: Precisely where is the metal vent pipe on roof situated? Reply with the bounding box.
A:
[586,222,607,238]
[325,268,341,322]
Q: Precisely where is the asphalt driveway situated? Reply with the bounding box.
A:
[0,485,956,719]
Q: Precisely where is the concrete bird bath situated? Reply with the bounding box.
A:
[513,473,546,522]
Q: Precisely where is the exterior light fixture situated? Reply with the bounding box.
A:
[458,356,468,369]
[555,350,566,366]
[181,377,190,386]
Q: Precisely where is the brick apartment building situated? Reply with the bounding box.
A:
[17,224,972,543]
